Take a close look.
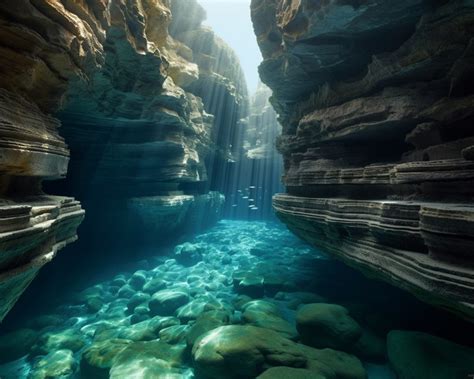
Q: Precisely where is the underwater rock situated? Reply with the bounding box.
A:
[129,271,148,291]
[86,296,104,313]
[149,290,190,316]
[32,329,85,355]
[80,339,132,379]
[252,0,474,320]
[117,316,178,342]
[142,278,167,294]
[176,297,221,322]
[257,366,332,379]
[233,271,265,298]
[185,310,231,349]
[0,328,37,363]
[192,325,366,379]
[117,285,136,299]
[387,330,474,379]
[127,292,151,313]
[192,325,305,378]
[242,300,298,340]
[174,243,203,267]
[109,340,186,379]
[159,325,191,345]
[29,349,76,379]
[275,291,326,310]
[296,304,362,351]
[304,348,367,379]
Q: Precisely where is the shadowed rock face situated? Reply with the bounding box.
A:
[251,0,474,320]
[0,0,246,321]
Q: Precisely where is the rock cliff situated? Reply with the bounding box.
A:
[0,0,247,321]
[252,0,474,320]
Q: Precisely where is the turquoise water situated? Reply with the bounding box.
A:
[0,220,398,378]
[1,220,473,378]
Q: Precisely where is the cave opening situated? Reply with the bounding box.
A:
[1,0,474,378]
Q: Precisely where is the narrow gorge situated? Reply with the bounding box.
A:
[0,0,473,378]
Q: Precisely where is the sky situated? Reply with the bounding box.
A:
[198,0,262,94]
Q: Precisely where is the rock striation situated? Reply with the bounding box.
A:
[252,0,474,320]
[0,0,247,321]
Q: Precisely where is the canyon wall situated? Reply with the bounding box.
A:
[0,0,247,321]
[251,0,474,320]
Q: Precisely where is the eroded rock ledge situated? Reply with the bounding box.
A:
[251,0,474,320]
[0,0,246,321]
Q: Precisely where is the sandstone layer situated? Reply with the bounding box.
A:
[252,0,474,320]
[0,0,246,321]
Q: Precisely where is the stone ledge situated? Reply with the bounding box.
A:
[0,196,84,321]
[273,194,474,321]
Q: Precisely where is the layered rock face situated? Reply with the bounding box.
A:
[50,0,248,246]
[252,0,474,320]
[0,0,246,321]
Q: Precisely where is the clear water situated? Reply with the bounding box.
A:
[0,220,394,378]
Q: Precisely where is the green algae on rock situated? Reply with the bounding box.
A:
[296,303,362,351]
[192,325,366,379]
[109,340,187,379]
[29,350,76,379]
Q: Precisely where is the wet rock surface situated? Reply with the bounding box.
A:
[251,0,474,320]
[0,220,473,379]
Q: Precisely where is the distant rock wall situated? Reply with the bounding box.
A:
[251,0,474,320]
[0,0,246,321]
[225,83,284,220]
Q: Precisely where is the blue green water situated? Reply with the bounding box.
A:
[0,220,396,378]
[1,220,473,378]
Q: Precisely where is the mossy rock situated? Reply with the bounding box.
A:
[149,290,190,316]
[296,303,362,350]
[304,347,367,379]
[29,349,76,379]
[80,339,132,379]
[159,325,190,344]
[186,310,230,348]
[387,330,474,379]
[192,325,306,379]
[257,366,333,379]
[242,300,298,340]
[32,329,85,355]
[142,278,166,294]
[109,340,186,379]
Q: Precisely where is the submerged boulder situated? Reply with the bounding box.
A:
[149,290,190,316]
[192,325,306,378]
[242,300,298,340]
[257,366,333,379]
[32,329,85,355]
[29,349,76,379]
[80,339,132,379]
[109,340,186,379]
[142,278,167,294]
[192,325,366,379]
[174,243,203,266]
[387,330,474,379]
[186,310,231,349]
[296,303,362,350]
